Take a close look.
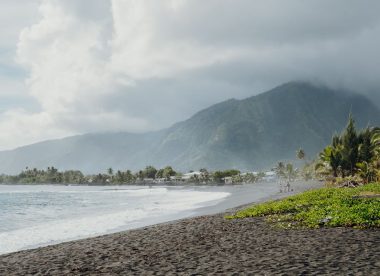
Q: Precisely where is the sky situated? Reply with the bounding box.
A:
[0,0,380,150]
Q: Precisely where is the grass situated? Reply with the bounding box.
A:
[227,183,380,229]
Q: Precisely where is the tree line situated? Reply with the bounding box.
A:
[0,166,266,185]
[314,115,380,184]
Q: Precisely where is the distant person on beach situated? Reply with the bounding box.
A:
[286,181,291,192]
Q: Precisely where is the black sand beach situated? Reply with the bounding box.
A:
[1,181,379,275]
[0,213,379,275]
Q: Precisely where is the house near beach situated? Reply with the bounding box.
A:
[263,171,276,182]
[222,176,233,184]
[181,171,202,181]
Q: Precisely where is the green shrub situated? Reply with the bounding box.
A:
[227,183,380,228]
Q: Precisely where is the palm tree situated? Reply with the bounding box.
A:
[296,148,305,161]
[370,127,380,160]
[285,163,297,182]
[358,127,373,162]
[356,161,377,184]
[341,115,359,176]
[318,134,344,177]
[275,162,286,179]
[107,167,113,176]
[296,148,308,179]
[317,116,380,180]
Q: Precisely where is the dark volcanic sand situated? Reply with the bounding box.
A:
[0,212,379,275]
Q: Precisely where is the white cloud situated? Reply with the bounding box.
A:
[110,0,239,79]
[0,0,40,50]
[0,109,65,149]
[1,0,380,149]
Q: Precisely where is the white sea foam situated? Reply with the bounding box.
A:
[0,187,229,255]
[0,187,168,195]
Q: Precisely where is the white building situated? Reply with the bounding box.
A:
[263,171,276,182]
[181,171,202,181]
[222,176,233,184]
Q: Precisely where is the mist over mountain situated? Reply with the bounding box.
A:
[367,92,380,109]
[0,82,379,174]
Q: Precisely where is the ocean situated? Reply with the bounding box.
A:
[0,182,293,255]
[0,184,231,255]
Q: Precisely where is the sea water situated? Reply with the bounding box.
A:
[0,185,230,255]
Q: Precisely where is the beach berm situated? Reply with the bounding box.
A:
[228,183,380,229]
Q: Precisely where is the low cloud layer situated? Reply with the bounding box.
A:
[0,0,380,149]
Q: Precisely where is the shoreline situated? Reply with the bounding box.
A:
[3,181,378,274]
[0,181,321,252]
[0,180,321,255]
[7,180,379,275]
[194,179,323,216]
[1,200,378,274]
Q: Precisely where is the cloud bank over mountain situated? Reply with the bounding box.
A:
[1,0,380,149]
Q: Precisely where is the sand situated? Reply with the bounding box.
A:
[0,181,379,275]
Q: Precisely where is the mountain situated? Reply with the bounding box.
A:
[1,82,380,174]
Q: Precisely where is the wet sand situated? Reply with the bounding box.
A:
[1,181,379,275]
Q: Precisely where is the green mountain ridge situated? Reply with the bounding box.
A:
[151,82,380,171]
[0,82,379,174]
